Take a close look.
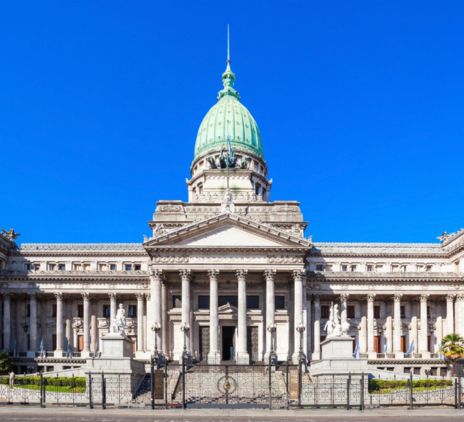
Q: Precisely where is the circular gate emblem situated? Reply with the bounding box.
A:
[217,375,237,394]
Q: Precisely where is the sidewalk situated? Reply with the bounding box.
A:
[0,405,463,418]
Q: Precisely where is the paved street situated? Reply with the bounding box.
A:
[0,407,463,421]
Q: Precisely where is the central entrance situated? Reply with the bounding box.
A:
[222,326,235,361]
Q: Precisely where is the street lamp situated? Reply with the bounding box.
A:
[151,322,161,354]
[180,322,190,355]
[296,323,307,367]
[150,322,162,410]
[267,323,277,365]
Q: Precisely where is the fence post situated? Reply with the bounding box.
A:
[88,372,93,409]
[164,363,168,409]
[150,357,155,410]
[268,354,272,410]
[182,353,186,409]
[346,372,351,410]
[298,358,302,408]
[101,372,106,409]
[39,372,44,408]
[408,372,413,410]
[359,372,364,411]
[225,365,229,405]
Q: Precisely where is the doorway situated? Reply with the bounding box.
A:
[222,326,235,361]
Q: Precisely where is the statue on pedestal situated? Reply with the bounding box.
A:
[324,302,350,338]
[111,304,126,336]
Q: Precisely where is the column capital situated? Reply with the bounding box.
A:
[29,292,37,299]
[367,293,376,303]
[420,293,430,302]
[292,269,305,282]
[340,293,349,301]
[264,269,276,282]
[456,294,464,302]
[81,291,90,300]
[54,292,63,301]
[136,292,145,300]
[236,269,248,281]
[208,269,220,280]
[447,293,457,301]
[150,267,164,278]
[179,269,191,281]
[393,293,403,302]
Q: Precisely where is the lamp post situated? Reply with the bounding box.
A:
[180,322,190,409]
[150,322,161,410]
[296,322,307,408]
[267,323,277,410]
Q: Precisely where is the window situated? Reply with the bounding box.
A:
[58,263,65,271]
[25,263,31,271]
[255,183,261,196]
[427,306,431,319]
[172,295,182,308]
[33,263,41,271]
[110,264,117,271]
[315,264,324,272]
[321,305,330,319]
[350,264,357,272]
[400,306,406,319]
[246,295,260,310]
[83,263,91,271]
[51,304,57,318]
[375,264,383,272]
[102,305,110,318]
[374,305,380,319]
[124,264,132,271]
[366,264,374,272]
[77,304,83,318]
[128,305,137,318]
[425,265,433,272]
[347,305,355,319]
[99,263,108,271]
[275,296,285,310]
[219,295,238,307]
[134,264,141,271]
[47,263,56,271]
[325,264,333,272]
[341,264,348,272]
[73,263,82,271]
[198,296,209,310]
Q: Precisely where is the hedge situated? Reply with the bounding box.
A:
[369,378,452,392]
[0,376,86,388]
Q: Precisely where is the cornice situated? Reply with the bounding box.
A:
[307,272,463,283]
[0,271,149,282]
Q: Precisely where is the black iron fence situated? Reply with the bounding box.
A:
[0,362,463,410]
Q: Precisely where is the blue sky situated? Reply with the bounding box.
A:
[1,1,463,243]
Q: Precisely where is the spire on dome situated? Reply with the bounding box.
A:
[218,25,240,99]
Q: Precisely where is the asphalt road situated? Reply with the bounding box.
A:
[0,407,463,421]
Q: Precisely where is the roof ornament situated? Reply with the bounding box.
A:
[1,228,20,241]
[218,25,240,100]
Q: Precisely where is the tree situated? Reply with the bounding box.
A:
[0,351,13,375]
[440,333,464,376]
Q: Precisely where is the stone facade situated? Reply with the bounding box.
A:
[1,58,463,377]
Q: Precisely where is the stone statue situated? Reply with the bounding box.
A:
[221,189,235,213]
[324,302,350,338]
[112,304,126,336]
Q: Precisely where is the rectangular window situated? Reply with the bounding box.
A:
[374,305,380,319]
[58,263,66,271]
[341,264,348,272]
[73,263,82,271]
[347,305,355,319]
[98,263,108,271]
[366,264,374,272]
[128,305,137,318]
[134,264,141,271]
[275,296,285,310]
[219,295,238,308]
[350,264,357,272]
[198,295,209,310]
[102,305,111,318]
[321,305,330,319]
[400,306,406,319]
[110,264,117,271]
[52,304,57,318]
[25,263,31,271]
[315,264,324,272]
[83,263,91,271]
[172,295,182,308]
[33,263,41,271]
[47,263,56,271]
[77,304,83,318]
[124,264,132,271]
[246,295,260,310]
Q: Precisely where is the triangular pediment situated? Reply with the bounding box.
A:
[144,213,310,249]
[218,303,237,314]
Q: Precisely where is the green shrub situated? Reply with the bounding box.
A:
[0,375,85,388]
[369,378,452,392]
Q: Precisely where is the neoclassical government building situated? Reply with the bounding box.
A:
[1,58,463,376]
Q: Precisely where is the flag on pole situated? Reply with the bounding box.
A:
[353,340,360,359]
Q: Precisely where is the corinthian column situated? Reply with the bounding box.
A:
[292,270,305,363]
[136,293,144,352]
[207,269,220,364]
[54,293,64,357]
[180,270,191,353]
[109,293,117,327]
[2,294,11,351]
[340,293,349,328]
[82,292,90,357]
[446,294,455,335]
[236,269,249,364]
[151,269,163,350]
[29,293,38,355]
[312,295,321,360]
[264,269,276,360]
[456,294,464,337]
[393,293,403,356]
[367,294,376,357]
[419,294,430,356]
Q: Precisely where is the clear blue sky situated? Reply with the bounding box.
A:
[1,1,463,244]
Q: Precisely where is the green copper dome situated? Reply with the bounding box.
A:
[193,62,264,161]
